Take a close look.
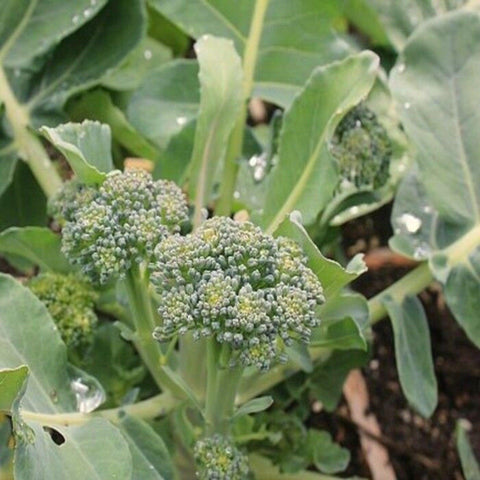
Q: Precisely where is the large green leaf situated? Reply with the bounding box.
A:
[151,0,353,108]
[101,36,172,91]
[0,0,107,69]
[119,414,174,480]
[389,169,465,261]
[0,274,75,413]
[127,60,200,149]
[0,0,144,199]
[25,0,145,123]
[41,121,113,184]
[389,11,480,348]
[15,419,133,480]
[382,294,437,417]
[188,35,243,224]
[390,10,480,228]
[0,227,71,273]
[262,52,379,232]
[363,0,466,51]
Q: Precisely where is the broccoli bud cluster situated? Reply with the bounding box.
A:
[151,217,324,371]
[48,179,96,227]
[194,434,249,480]
[330,103,392,190]
[28,272,98,352]
[61,169,189,284]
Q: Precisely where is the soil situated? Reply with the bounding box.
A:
[310,204,480,479]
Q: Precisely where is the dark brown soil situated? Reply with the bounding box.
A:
[317,203,480,479]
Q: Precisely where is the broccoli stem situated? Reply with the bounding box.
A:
[21,391,176,427]
[124,264,185,398]
[215,0,271,216]
[0,67,62,198]
[204,339,243,436]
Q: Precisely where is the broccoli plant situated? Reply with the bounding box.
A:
[0,2,479,480]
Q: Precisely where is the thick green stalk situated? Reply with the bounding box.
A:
[204,340,243,435]
[215,0,270,216]
[124,265,185,398]
[0,67,62,198]
[21,391,175,427]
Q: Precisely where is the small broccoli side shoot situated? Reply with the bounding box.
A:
[151,216,324,371]
[330,103,392,191]
[28,272,98,355]
[61,169,189,284]
[194,434,249,480]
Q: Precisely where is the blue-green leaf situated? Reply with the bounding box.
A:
[382,294,437,417]
[41,121,113,184]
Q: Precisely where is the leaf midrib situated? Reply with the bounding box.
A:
[0,0,38,61]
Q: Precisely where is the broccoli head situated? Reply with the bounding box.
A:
[151,217,324,371]
[28,272,98,353]
[194,434,249,480]
[330,103,392,190]
[61,169,189,284]
[48,178,96,227]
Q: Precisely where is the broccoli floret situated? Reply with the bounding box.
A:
[330,103,392,190]
[27,272,98,353]
[151,217,324,371]
[48,178,96,226]
[194,434,249,480]
[61,169,189,284]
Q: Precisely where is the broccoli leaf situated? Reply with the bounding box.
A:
[390,10,480,348]
[382,294,437,417]
[0,227,71,274]
[456,420,480,480]
[41,121,113,184]
[119,414,174,480]
[127,60,200,149]
[0,0,107,70]
[15,419,133,480]
[188,35,244,226]
[151,0,353,108]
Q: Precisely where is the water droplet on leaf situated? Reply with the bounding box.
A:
[71,376,105,413]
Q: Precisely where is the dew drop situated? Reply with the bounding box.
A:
[404,102,411,110]
[176,116,187,126]
[71,377,105,413]
[423,205,433,214]
[233,191,240,199]
[413,242,431,260]
[355,120,362,128]
[143,49,152,60]
[397,63,406,74]
[50,390,58,404]
[72,14,80,24]
[249,153,268,182]
[90,0,97,5]
[396,213,422,233]
[83,8,92,17]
